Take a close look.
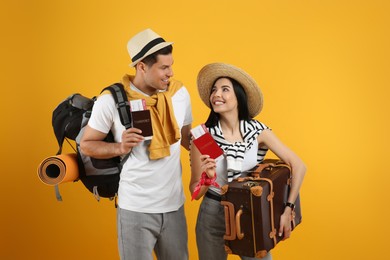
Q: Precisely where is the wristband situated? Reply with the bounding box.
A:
[191,172,219,201]
[285,202,295,210]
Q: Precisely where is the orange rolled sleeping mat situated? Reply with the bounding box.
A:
[37,153,79,185]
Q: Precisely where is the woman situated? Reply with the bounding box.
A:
[190,63,306,260]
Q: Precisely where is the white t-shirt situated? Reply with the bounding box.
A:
[88,83,192,213]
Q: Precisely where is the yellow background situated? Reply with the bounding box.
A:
[1,0,389,259]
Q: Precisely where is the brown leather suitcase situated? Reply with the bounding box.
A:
[220,159,302,258]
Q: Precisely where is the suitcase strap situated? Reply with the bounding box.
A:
[257,177,278,246]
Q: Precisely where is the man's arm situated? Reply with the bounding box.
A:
[180,124,192,151]
[80,125,144,159]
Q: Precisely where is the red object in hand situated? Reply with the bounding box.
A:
[192,172,220,200]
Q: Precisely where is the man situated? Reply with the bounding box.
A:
[80,28,192,260]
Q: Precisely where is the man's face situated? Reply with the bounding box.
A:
[142,54,174,94]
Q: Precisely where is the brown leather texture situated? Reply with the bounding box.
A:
[221,159,302,258]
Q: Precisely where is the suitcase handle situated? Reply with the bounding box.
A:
[221,202,245,240]
[236,207,244,240]
[251,163,273,178]
[221,201,236,240]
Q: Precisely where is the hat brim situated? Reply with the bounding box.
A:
[130,41,173,67]
[197,63,263,117]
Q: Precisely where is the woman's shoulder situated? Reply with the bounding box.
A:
[246,119,270,131]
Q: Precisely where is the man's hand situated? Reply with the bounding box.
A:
[120,128,144,154]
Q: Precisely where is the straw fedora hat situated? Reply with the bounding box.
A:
[197,63,263,117]
[127,28,173,67]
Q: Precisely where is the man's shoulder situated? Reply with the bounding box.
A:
[172,85,190,100]
[95,91,116,110]
[169,78,185,93]
[169,78,183,86]
[169,79,190,97]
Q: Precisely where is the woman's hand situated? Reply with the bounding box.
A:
[278,207,293,241]
[200,154,216,178]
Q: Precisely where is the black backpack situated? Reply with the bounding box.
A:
[52,83,132,201]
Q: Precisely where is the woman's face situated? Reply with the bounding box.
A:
[209,77,238,116]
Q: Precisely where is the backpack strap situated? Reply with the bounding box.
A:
[54,185,63,201]
[102,83,132,130]
[101,82,133,165]
[89,83,132,203]
[104,83,133,167]
[101,83,133,166]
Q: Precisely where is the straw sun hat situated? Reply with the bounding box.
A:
[127,28,173,67]
[197,63,263,117]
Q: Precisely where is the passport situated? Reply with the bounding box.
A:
[191,124,223,160]
[132,110,153,140]
[130,100,153,141]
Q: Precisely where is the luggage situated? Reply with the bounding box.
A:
[220,159,302,258]
[50,83,132,201]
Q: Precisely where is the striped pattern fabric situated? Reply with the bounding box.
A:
[209,120,269,182]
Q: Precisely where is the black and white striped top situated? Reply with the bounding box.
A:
[208,120,270,182]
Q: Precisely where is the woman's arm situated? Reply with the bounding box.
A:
[189,139,217,200]
[258,129,307,239]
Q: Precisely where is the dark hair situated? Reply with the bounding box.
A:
[141,45,173,67]
[205,77,251,128]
